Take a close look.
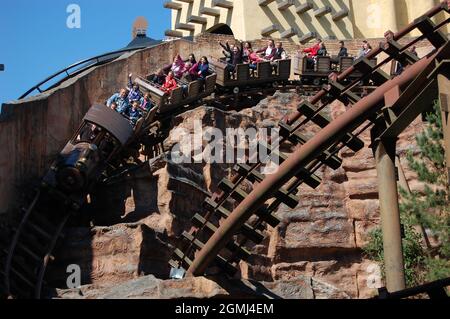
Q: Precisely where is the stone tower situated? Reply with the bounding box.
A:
[164,0,449,42]
[132,16,149,39]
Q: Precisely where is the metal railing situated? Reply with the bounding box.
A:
[18,46,149,100]
[377,278,450,299]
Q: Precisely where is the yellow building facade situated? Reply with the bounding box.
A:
[164,0,449,41]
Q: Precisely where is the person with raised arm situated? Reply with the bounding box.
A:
[302,39,322,58]
[220,41,244,76]
[127,73,142,102]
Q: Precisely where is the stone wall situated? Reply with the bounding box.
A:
[44,92,428,299]
[0,35,234,216]
[0,32,435,298]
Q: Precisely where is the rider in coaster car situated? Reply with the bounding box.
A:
[257,39,276,61]
[107,88,130,113]
[171,54,186,79]
[162,71,178,94]
[127,73,143,102]
[126,101,143,125]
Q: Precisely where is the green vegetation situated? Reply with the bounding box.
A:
[364,101,450,287]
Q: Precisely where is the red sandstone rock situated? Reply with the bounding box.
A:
[0,35,435,299]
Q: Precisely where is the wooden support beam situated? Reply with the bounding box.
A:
[258,0,276,6]
[380,78,438,138]
[280,27,298,39]
[278,0,295,11]
[188,15,208,24]
[261,24,280,37]
[164,1,183,10]
[212,0,233,9]
[314,6,332,18]
[438,70,450,186]
[296,2,313,14]
[373,136,406,293]
[332,9,349,21]
[200,7,221,16]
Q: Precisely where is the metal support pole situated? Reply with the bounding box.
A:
[375,138,406,292]
[437,71,450,186]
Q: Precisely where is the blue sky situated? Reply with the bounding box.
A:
[0,0,169,105]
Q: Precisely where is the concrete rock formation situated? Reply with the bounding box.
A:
[0,33,433,299]
[40,92,426,299]
[0,32,435,217]
[55,274,347,299]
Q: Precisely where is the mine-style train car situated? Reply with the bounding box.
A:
[3,104,135,299]
[134,74,217,115]
[43,104,134,197]
[212,59,292,92]
[135,59,292,115]
[293,56,378,85]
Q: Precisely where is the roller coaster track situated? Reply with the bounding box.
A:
[169,2,450,279]
[1,2,449,299]
[1,188,75,298]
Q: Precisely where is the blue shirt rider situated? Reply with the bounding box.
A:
[107,88,129,113]
[125,101,142,125]
[127,73,143,103]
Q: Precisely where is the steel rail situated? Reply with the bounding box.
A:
[4,190,40,294]
[186,43,447,276]
[34,214,70,299]
[377,277,450,299]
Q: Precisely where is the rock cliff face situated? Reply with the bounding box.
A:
[55,274,346,299]
[1,33,432,299]
[0,32,434,217]
[49,91,425,299]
